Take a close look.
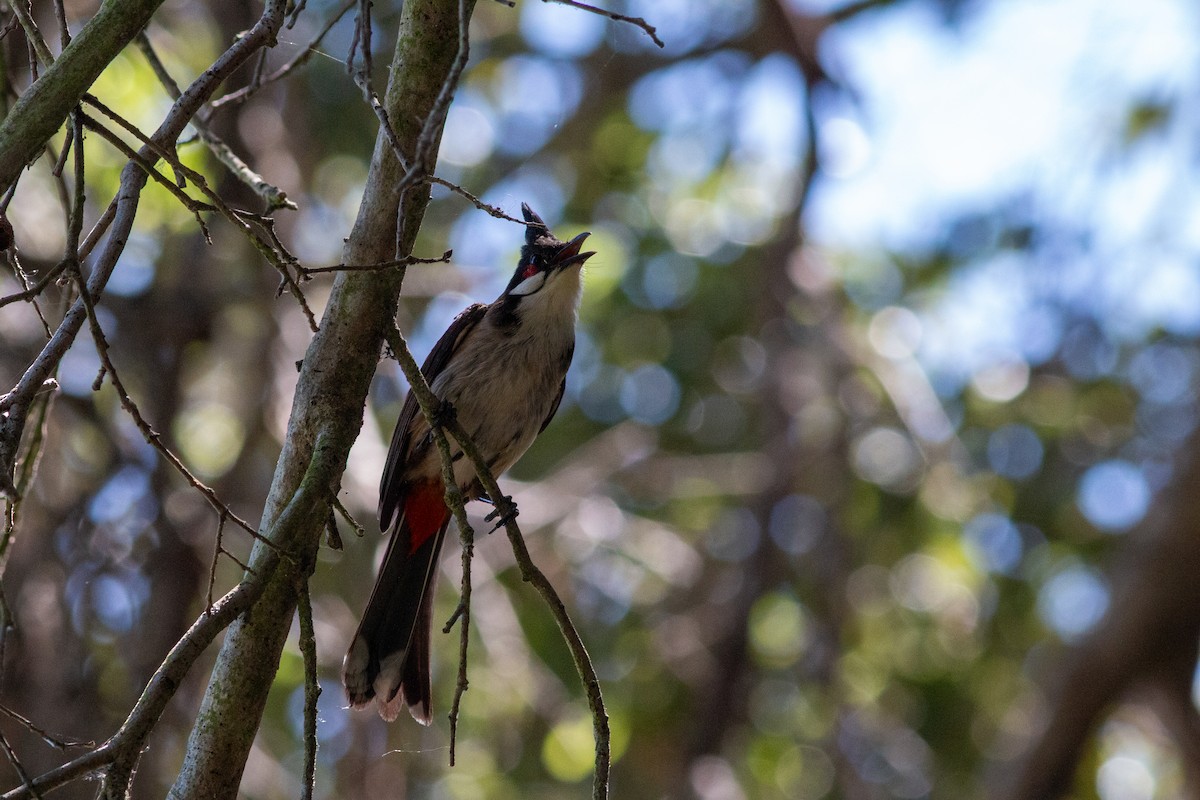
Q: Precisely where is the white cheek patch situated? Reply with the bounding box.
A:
[510,270,546,296]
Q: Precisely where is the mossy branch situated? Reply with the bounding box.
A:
[0,0,170,192]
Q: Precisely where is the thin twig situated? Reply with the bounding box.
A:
[546,0,664,48]
[382,323,608,794]
[427,175,523,222]
[134,34,297,212]
[206,513,228,612]
[297,582,319,800]
[50,0,69,49]
[62,111,274,557]
[0,258,65,309]
[0,705,92,751]
[348,0,373,85]
[447,503,474,766]
[81,96,318,328]
[325,506,343,550]
[75,111,214,239]
[3,0,54,67]
[73,273,268,548]
[0,728,40,800]
[298,249,453,278]
[1,251,52,334]
[1,528,288,800]
[330,495,364,538]
[211,0,357,110]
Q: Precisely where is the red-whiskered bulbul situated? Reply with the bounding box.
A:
[343,203,593,723]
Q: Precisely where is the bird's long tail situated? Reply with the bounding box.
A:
[343,479,450,724]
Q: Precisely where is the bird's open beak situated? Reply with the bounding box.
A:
[551,232,595,269]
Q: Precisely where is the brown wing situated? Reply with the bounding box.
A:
[378,304,488,530]
[539,379,566,434]
[538,341,574,434]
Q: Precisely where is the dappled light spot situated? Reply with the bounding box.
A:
[648,130,726,185]
[768,494,825,556]
[519,0,606,58]
[820,117,873,179]
[619,363,680,425]
[771,744,837,799]
[689,755,747,800]
[918,462,975,522]
[663,197,725,257]
[749,592,808,669]
[1097,754,1156,800]
[890,553,963,615]
[543,714,602,782]
[90,572,149,635]
[629,252,699,310]
[1060,323,1118,380]
[1128,341,1197,404]
[704,507,761,562]
[735,55,807,172]
[1077,459,1150,531]
[868,305,923,360]
[492,56,584,157]
[109,233,159,297]
[986,423,1044,480]
[577,364,626,423]
[439,103,495,167]
[852,427,922,492]
[87,465,152,527]
[173,403,246,480]
[1037,564,1109,640]
[619,0,758,55]
[59,336,105,397]
[286,680,351,763]
[963,512,1023,575]
[970,356,1030,402]
[711,335,768,395]
[1136,400,1198,446]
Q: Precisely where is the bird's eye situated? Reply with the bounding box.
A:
[510,269,546,296]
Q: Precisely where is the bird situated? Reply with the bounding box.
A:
[343,203,594,724]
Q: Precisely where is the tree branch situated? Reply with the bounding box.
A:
[168,1,479,796]
[382,320,611,799]
[0,0,293,495]
[0,0,170,192]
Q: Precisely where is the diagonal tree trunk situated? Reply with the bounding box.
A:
[167,1,475,796]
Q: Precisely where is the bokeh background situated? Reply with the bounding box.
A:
[1,0,1198,797]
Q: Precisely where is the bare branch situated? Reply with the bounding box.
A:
[211,0,357,110]
[0,727,40,800]
[427,175,524,222]
[298,582,319,800]
[0,705,92,752]
[134,33,298,212]
[0,0,291,496]
[545,0,664,48]
[382,321,609,796]
[298,249,453,278]
[1,540,285,800]
[81,95,319,329]
[3,0,54,68]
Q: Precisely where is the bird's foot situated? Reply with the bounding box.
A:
[481,492,518,533]
[429,399,457,430]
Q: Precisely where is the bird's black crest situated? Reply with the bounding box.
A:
[521,202,549,246]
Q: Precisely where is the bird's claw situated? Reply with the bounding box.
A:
[429,399,456,430]
[482,494,518,532]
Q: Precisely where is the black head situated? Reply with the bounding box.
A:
[502,203,594,298]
